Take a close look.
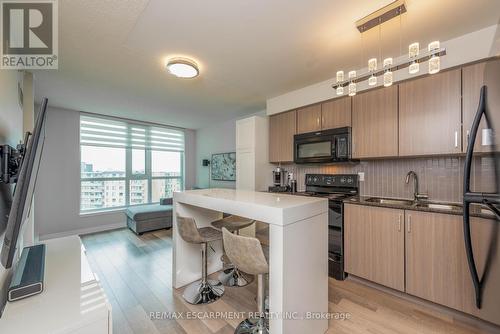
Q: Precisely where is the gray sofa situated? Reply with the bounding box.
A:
[125,199,173,235]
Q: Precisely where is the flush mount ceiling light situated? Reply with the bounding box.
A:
[166,58,199,78]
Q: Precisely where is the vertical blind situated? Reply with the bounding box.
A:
[80,115,185,152]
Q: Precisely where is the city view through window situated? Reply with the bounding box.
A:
[80,116,184,212]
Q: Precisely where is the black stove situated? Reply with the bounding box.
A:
[303,174,359,280]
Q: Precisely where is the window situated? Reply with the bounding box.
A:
[80,115,184,212]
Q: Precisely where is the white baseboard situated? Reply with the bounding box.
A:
[39,222,126,241]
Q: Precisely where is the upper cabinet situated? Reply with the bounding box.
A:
[462,59,500,153]
[297,104,321,134]
[269,110,296,163]
[352,86,398,159]
[321,97,351,130]
[399,69,462,156]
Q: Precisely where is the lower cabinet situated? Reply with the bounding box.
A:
[344,204,405,291]
[345,205,500,326]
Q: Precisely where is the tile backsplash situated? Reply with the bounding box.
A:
[281,156,496,203]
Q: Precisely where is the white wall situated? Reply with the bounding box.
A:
[196,118,238,189]
[267,24,500,115]
[0,71,24,315]
[34,106,197,240]
[195,111,267,189]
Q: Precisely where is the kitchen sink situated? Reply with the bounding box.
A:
[414,202,462,211]
[365,197,414,206]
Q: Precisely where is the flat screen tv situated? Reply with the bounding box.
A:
[0,98,48,269]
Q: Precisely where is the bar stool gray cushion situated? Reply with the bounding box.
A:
[177,215,222,244]
[211,215,255,232]
[126,202,173,235]
[222,228,268,275]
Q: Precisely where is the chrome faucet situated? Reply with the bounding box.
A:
[405,171,428,202]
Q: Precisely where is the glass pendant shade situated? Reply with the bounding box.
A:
[409,61,419,74]
[336,86,344,96]
[383,57,393,87]
[336,70,344,83]
[428,41,441,74]
[368,58,377,71]
[409,42,419,58]
[368,74,377,86]
[348,82,356,96]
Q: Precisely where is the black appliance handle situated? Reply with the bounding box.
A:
[463,85,500,309]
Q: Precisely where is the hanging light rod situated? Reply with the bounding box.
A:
[356,0,406,33]
[332,47,446,89]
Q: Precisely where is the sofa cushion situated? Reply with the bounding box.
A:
[125,204,172,222]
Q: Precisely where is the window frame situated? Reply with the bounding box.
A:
[79,115,185,213]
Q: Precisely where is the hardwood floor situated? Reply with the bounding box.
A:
[81,228,498,334]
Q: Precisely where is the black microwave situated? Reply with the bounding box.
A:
[294,127,353,164]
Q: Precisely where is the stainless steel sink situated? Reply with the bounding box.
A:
[415,202,462,211]
[365,197,414,206]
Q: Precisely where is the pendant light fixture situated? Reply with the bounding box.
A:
[428,41,441,74]
[383,58,393,87]
[348,71,357,96]
[336,71,344,95]
[368,58,377,86]
[332,1,446,95]
[408,42,419,74]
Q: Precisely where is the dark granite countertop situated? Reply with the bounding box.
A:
[344,196,498,220]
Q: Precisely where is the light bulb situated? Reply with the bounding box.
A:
[383,58,393,87]
[336,70,344,83]
[409,42,419,58]
[428,41,440,74]
[348,82,356,96]
[409,61,419,74]
[368,58,377,72]
[336,86,344,96]
[368,74,377,86]
[384,71,393,87]
[348,71,356,96]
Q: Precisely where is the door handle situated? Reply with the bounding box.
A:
[398,214,402,232]
[407,214,411,233]
[454,131,459,148]
[466,130,470,148]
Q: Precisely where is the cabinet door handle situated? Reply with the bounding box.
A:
[466,130,470,148]
[407,214,411,233]
[317,117,320,126]
[398,214,402,232]
[454,131,458,148]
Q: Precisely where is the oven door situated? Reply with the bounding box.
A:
[328,200,343,228]
[294,135,334,164]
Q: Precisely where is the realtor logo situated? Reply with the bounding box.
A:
[1,0,58,69]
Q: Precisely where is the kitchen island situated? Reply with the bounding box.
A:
[172,188,329,334]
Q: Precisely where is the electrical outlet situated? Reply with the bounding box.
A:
[358,172,365,182]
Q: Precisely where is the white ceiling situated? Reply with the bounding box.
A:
[33,0,500,129]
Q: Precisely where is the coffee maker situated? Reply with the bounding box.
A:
[269,167,290,192]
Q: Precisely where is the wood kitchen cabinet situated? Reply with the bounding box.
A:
[344,204,405,291]
[321,97,351,129]
[405,211,500,325]
[268,110,296,163]
[297,104,321,134]
[462,59,500,153]
[352,85,398,158]
[399,69,462,156]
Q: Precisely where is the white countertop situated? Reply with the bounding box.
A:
[174,188,328,226]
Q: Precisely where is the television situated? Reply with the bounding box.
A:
[0,98,48,269]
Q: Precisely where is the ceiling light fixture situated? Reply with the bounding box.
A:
[332,0,446,95]
[166,58,199,78]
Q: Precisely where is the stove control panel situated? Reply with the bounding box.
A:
[305,174,358,188]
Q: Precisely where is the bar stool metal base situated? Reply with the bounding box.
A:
[218,266,254,287]
[235,317,269,334]
[182,279,225,305]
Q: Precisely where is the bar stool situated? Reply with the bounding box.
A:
[222,227,269,334]
[177,215,225,305]
[211,215,255,287]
